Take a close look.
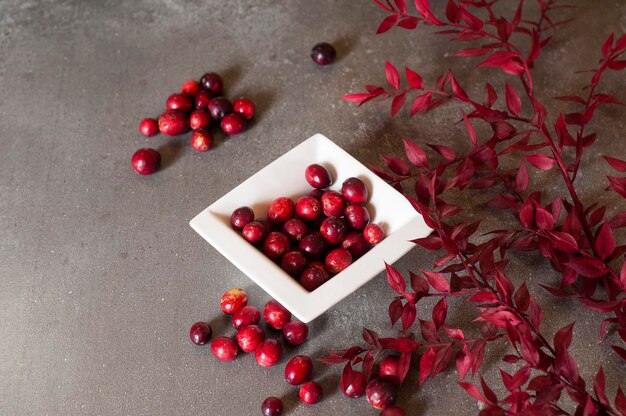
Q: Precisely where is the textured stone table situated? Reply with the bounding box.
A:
[1,1,625,415]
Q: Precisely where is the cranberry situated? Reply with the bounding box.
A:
[366,378,397,410]
[189,109,211,130]
[321,190,346,218]
[364,223,385,244]
[235,324,265,353]
[325,248,352,274]
[381,405,406,416]
[281,251,307,277]
[139,117,159,137]
[220,288,248,315]
[232,305,261,329]
[261,397,283,416]
[191,129,213,152]
[262,232,290,261]
[263,300,291,330]
[341,370,367,398]
[181,79,200,96]
[189,321,212,345]
[308,261,330,281]
[294,196,321,221]
[320,217,347,245]
[231,206,255,231]
[311,42,336,66]
[345,204,370,230]
[299,381,323,405]
[309,188,325,200]
[221,113,247,135]
[284,355,313,385]
[158,110,190,136]
[379,355,401,385]
[194,90,213,110]
[210,336,239,361]
[131,148,161,175]
[305,164,333,189]
[282,218,308,243]
[268,197,295,225]
[282,321,309,345]
[299,267,325,291]
[165,93,193,112]
[255,338,283,367]
[242,221,267,244]
[341,232,370,259]
[342,177,369,204]
[200,72,224,94]
[299,233,327,260]
[233,97,255,119]
[208,97,233,121]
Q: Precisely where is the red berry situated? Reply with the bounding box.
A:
[232,305,261,330]
[194,90,213,110]
[190,129,213,152]
[139,117,159,137]
[231,206,255,231]
[233,97,255,119]
[341,370,367,398]
[220,288,248,315]
[242,221,267,244]
[321,190,346,218]
[165,93,193,112]
[281,251,308,277]
[181,79,200,96]
[210,336,239,361]
[341,232,371,259]
[208,97,233,121]
[255,338,283,367]
[268,197,295,225]
[262,232,290,261]
[296,196,322,221]
[308,261,330,281]
[158,110,190,136]
[325,248,352,274]
[284,355,313,385]
[200,72,223,94]
[221,113,247,135]
[345,204,370,230]
[379,355,401,385]
[309,188,325,200]
[342,177,369,204]
[261,397,283,416]
[236,324,265,353]
[299,381,323,405]
[282,218,309,243]
[364,223,385,244]
[366,378,397,410]
[311,42,336,66]
[381,405,406,416]
[305,164,333,189]
[299,267,325,291]
[263,300,291,330]
[189,321,212,345]
[189,109,211,130]
[320,217,347,245]
[299,233,327,260]
[131,148,161,175]
[282,321,309,345]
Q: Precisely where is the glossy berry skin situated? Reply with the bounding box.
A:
[189,322,212,345]
[210,336,239,362]
[379,355,401,385]
[220,288,248,315]
[308,261,330,281]
[309,188,325,200]
[366,378,397,410]
[165,93,193,113]
[341,370,367,398]
[208,97,233,121]
[321,190,346,218]
[299,381,323,405]
[139,118,159,137]
[242,221,267,244]
[320,217,347,245]
[199,72,223,94]
[345,204,370,230]
[284,355,313,385]
[263,300,291,330]
[131,148,161,175]
[281,251,307,277]
[381,406,406,416]
[299,233,327,260]
[235,324,265,353]
[232,305,261,330]
[221,113,247,135]
[305,164,333,189]
[158,110,190,136]
[311,42,336,66]
[325,248,352,274]
[296,196,322,221]
[299,267,325,291]
[194,90,213,110]
[231,206,255,231]
[181,79,200,96]
[342,177,369,204]
[282,218,308,243]
[268,197,295,225]
[261,397,283,416]
[233,97,255,119]
[282,321,309,345]
[255,338,283,367]
[341,232,370,259]
[364,223,385,244]
[262,232,290,261]
[191,129,213,152]
[189,110,211,130]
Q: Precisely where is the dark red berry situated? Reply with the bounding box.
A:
[242,221,267,244]
[341,370,367,398]
[194,90,213,110]
[321,190,346,218]
[191,129,213,152]
[255,338,283,367]
[364,223,385,244]
[308,261,330,281]
[268,197,295,225]
[309,188,325,200]
[366,378,397,410]
[299,381,323,405]
[325,248,352,274]
[299,267,325,291]
[311,42,336,66]
[181,79,200,96]
[139,118,159,137]
[296,195,322,221]
[305,164,333,189]
[220,288,248,315]
[199,72,223,94]
[341,232,370,259]
[165,93,193,112]
[381,406,405,416]
[232,305,261,330]
[281,251,308,277]
[282,218,308,243]
[262,232,290,261]
[284,355,313,385]
[342,177,369,204]
[282,321,309,345]
[263,300,291,330]
[261,397,283,416]
[221,113,247,135]
[210,336,239,361]
[233,97,255,119]
[189,109,211,130]
[189,321,212,345]
[320,217,347,245]
[236,324,265,353]
[158,110,190,136]
[299,233,327,260]
[231,206,255,231]
[345,204,370,230]
[379,355,401,385]
[131,148,161,175]
[208,97,233,121]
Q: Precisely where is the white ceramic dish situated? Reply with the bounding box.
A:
[190,133,431,322]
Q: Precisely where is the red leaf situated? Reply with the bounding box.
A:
[555,113,575,147]
[500,59,525,75]
[487,194,520,210]
[341,92,375,105]
[444,326,464,340]
[595,222,615,260]
[495,271,514,305]
[420,319,439,342]
[379,337,419,353]
[403,138,428,168]
[377,14,400,34]
[432,297,448,328]
[397,16,419,29]
[455,47,493,57]
[398,352,411,384]
[566,257,608,278]
[555,95,586,104]
[519,198,534,228]
[602,33,614,58]
[413,0,433,20]
[535,205,555,230]
[373,0,394,11]
[393,0,407,14]
[505,82,522,116]
[459,382,489,404]
[621,259,626,290]
[612,345,626,360]
[462,111,477,147]
[514,281,530,312]
[419,348,435,384]
[554,322,574,351]
[410,271,430,295]
[484,82,497,107]
[529,296,543,328]
[412,235,442,250]
[526,154,556,171]
[460,9,483,31]
[406,67,423,89]
[410,93,432,115]
[478,51,517,67]
[469,291,499,304]
[450,74,469,101]
[363,350,374,380]
[391,92,406,117]
[362,327,379,346]
[445,0,461,23]
[608,60,626,70]
[456,344,471,381]
[386,262,406,293]
[516,161,529,192]
[427,144,456,161]
[580,298,620,312]
[385,61,400,89]
[616,33,626,53]
[604,156,626,172]
[608,176,626,198]
[422,270,450,292]
[594,367,610,406]
[401,302,417,331]
[389,298,403,327]
[383,155,410,176]
[546,231,579,253]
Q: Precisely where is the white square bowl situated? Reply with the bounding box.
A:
[190,133,431,322]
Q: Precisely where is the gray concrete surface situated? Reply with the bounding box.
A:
[1,1,625,415]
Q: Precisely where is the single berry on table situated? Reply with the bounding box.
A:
[208,97,233,121]
[194,90,213,110]
[233,97,255,119]
[320,217,347,245]
[282,218,308,243]
[344,204,370,230]
[282,320,309,345]
[181,79,200,96]
[341,232,370,259]
[299,267,325,291]
[365,378,397,410]
[263,300,292,330]
[310,42,336,66]
[220,288,248,315]
[231,206,255,231]
[210,336,239,362]
[299,233,327,260]
[299,381,323,405]
[321,190,346,218]
[199,72,223,94]
[255,338,283,367]
[325,248,352,274]
[305,164,333,189]
[342,177,369,204]
[190,129,213,152]
[221,113,247,135]
[242,221,268,244]
[165,93,193,113]
[131,148,161,175]
[341,370,367,398]
[261,397,284,416]
[281,251,308,277]
[364,223,385,244]
[189,109,211,130]
[262,232,290,261]
[268,197,295,225]
[284,355,313,385]
[139,117,159,137]
[296,195,322,221]
[189,321,212,345]
[232,305,261,330]
[381,405,406,416]
[158,110,190,136]
[235,324,265,353]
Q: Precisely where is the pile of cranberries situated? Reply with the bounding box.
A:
[131,72,256,175]
[230,164,385,291]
